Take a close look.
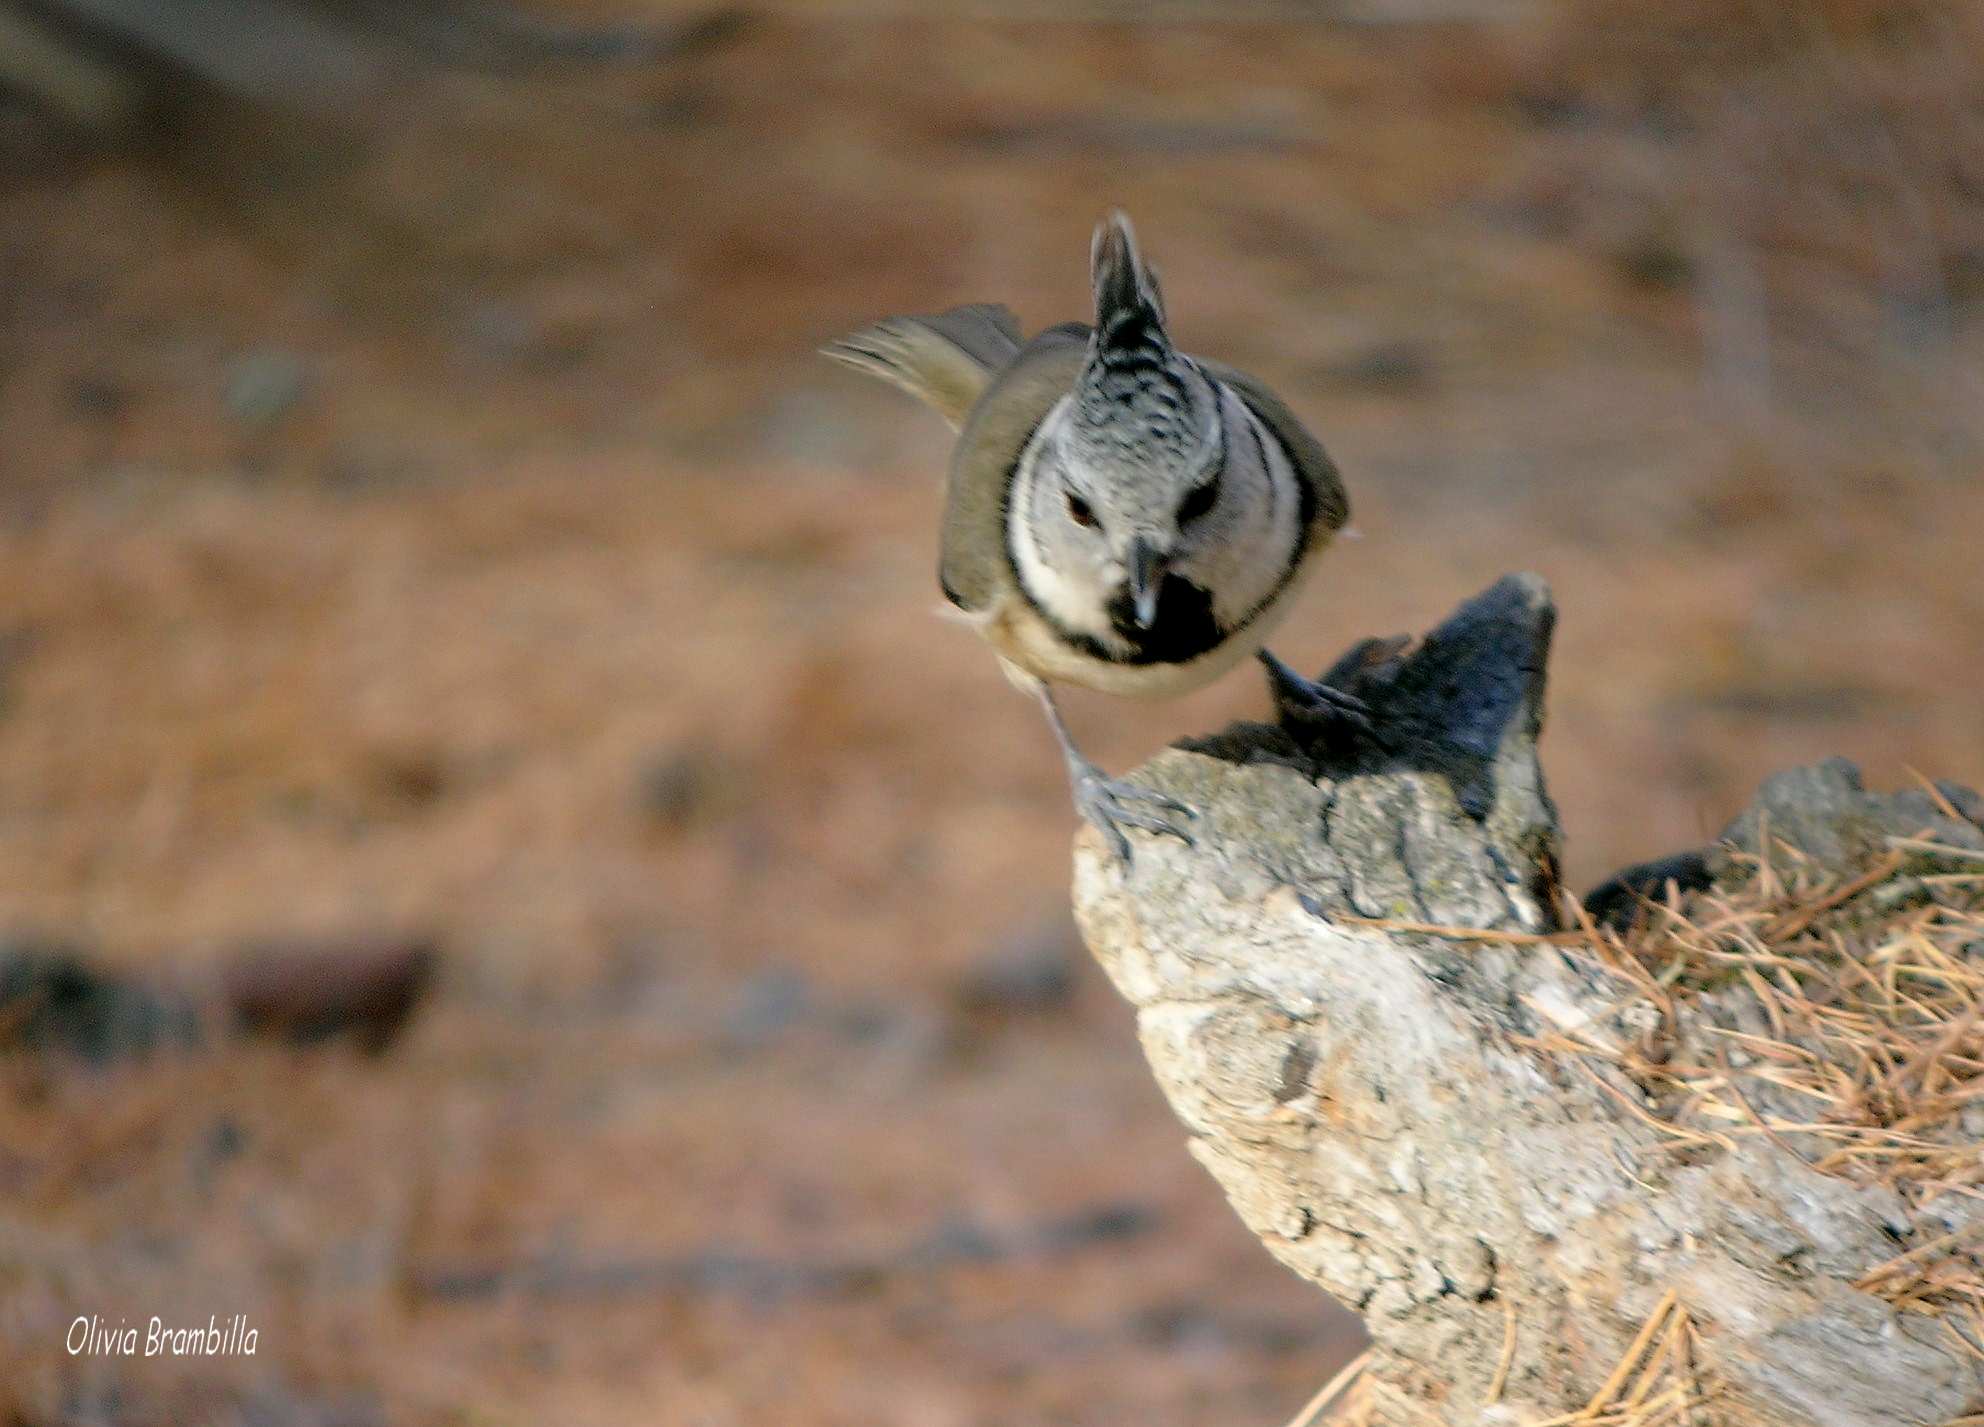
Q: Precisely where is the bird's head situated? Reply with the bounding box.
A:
[1013,212,1235,645]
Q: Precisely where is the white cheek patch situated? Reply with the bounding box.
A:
[1007,404,1122,643]
[1013,527,1105,633]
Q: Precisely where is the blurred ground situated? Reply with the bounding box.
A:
[0,2,1980,1423]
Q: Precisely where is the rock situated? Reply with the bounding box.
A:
[1715,756,1984,881]
[1169,573,1563,930]
[223,933,437,1052]
[0,939,199,1063]
[1592,766,1984,932]
[1935,779,1984,829]
[1071,575,1981,1427]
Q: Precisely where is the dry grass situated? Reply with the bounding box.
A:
[1559,842,1984,1223]
[1321,1296,1711,1426]
[1524,1291,1706,1427]
[1511,831,1984,1422]
[1341,818,1984,1424]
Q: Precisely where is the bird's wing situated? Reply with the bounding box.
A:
[1196,358,1349,535]
[820,303,1023,430]
[938,325,1089,614]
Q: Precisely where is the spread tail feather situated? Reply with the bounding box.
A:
[820,302,1021,430]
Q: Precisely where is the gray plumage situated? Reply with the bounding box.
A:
[822,211,1365,863]
[1069,217,1214,489]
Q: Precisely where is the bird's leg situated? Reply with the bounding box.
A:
[1032,684,1195,865]
[1258,648,1373,735]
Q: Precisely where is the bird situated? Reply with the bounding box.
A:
[822,211,1367,863]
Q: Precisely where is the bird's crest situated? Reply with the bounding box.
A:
[1075,211,1207,466]
[1089,210,1169,353]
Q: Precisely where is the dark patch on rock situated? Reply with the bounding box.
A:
[1179,576,1555,812]
[1274,1037,1319,1103]
[1347,576,1556,827]
[1174,719,1314,772]
[1583,848,1717,930]
[1176,574,1563,922]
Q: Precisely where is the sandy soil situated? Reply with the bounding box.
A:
[0,3,1980,1423]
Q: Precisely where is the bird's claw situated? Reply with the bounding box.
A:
[1072,769,1196,866]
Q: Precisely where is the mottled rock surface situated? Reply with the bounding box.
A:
[1072,576,1983,1426]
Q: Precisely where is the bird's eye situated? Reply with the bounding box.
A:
[1178,474,1220,523]
[1065,490,1097,528]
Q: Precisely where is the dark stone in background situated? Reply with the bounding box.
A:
[0,939,200,1063]
[223,932,438,1052]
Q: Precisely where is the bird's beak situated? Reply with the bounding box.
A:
[1125,539,1164,631]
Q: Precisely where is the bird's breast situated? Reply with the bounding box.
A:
[1101,575,1225,664]
[979,543,1324,701]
